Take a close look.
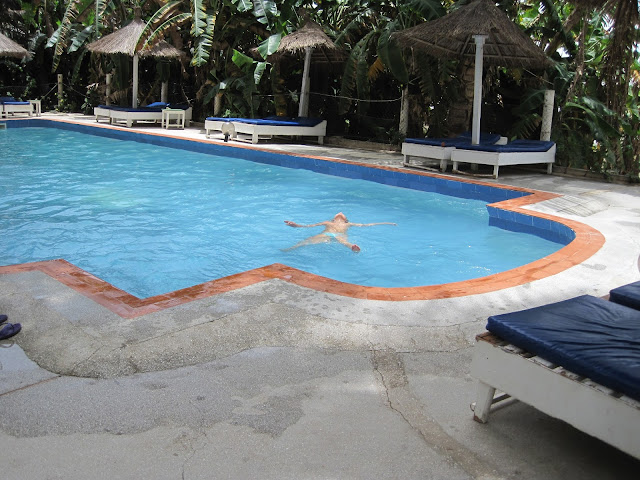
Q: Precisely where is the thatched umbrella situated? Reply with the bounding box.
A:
[0,32,30,58]
[86,18,183,107]
[393,0,550,144]
[276,21,338,117]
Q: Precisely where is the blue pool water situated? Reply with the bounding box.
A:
[0,126,566,298]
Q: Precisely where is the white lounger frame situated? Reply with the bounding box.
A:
[205,119,327,144]
[1,103,33,118]
[402,136,508,173]
[94,106,111,123]
[94,107,192,128]
[204,119,228,138]
[402,142,453,172]
[451,144,556,179]
[471,333,640,459]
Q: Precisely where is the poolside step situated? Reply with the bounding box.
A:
[532,193,608,217]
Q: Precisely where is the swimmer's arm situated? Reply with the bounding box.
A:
[350,222,397,227]
[285,220,328,228]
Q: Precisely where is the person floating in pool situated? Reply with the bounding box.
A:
[284,212,396,252]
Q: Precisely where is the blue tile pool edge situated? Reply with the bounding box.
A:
[5,118,573,245]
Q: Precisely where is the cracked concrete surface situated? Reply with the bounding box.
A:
[373,349,498,479]
[2,345,638,479]
[1,122,640,478]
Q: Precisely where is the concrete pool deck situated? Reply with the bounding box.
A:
[1,114,639,478]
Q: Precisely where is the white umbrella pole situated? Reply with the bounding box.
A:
[106,73,111,105]
[132,53,139,108]
[399,86,409,136]
[161,81,168,103]
[540,89,555,141]
[471,35,487,145]
[298,47,312,118]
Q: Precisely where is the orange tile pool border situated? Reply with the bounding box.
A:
[0,117,605,318]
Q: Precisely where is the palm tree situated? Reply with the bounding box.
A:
[553,0,640,174]
[575,0,638,116]
[324,0,444,140]
[540,0,639,116]
[461,0,637,176]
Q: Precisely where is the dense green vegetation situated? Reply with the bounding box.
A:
[1,0,638,178]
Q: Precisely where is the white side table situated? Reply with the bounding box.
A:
[29,99,41,116]
[161,108,185,129]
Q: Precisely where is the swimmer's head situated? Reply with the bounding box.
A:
[334,212,348,222]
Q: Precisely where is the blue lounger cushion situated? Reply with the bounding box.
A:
[205,117,250,123]
[486,294,640,401]
[455,131,502,144]
[207,116,247,121]
[168,104,190,110]
[405,132,501,147]
[456,139,555,153]
[97,104,189,112]
[205,116,323,127]
[97,105,163,112]
[0,96,29,105]
[610,281,640,310]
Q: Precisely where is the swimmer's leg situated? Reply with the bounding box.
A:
[282,234,331,251]
[335,235,360,252]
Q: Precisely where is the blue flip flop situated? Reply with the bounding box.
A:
[0,323,21,340]
[0,314,7,325]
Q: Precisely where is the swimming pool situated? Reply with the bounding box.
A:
[0,120,602,312]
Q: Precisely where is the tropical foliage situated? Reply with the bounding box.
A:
[1,0,638,178]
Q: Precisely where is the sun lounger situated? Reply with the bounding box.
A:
[609,280,640,310]
[0,96,33,118]
[94,105,114,123]
[94,103,192,128]
[450,139,556,178]
[471,295,640,459]
[402,132,505,172]
[205,116,327,144]
[204,117,255,138]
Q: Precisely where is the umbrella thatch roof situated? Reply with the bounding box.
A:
[0,32,30,58]
[86,18,183,59]
[308,46,348,67]
[271,20,345,69]
[392,0,549,69]
[266,44,346,68]
[277,21,337,54]
[142,39,184,59]
[87,18,145,56]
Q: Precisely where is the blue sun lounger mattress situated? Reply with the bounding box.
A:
[0,96,29,106]
[609,281,640,310]
[98,105,164,112]
[456,139,555,153]
[205,116,323,127]
[405,132,501,147]
[96,103,188,112]
[486,294,640,401]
